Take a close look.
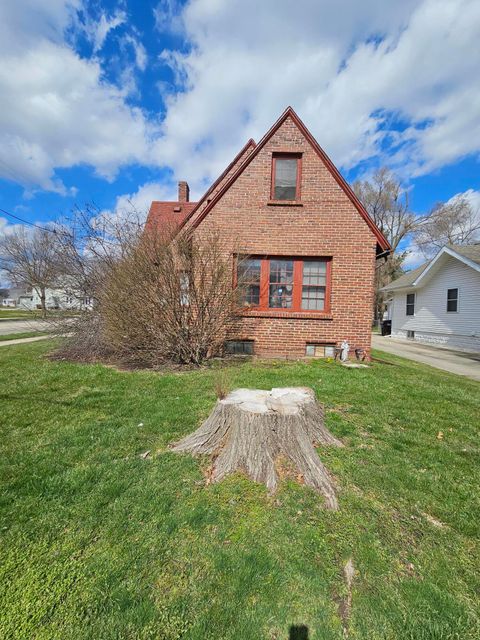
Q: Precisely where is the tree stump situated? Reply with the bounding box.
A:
[171,387,343,509]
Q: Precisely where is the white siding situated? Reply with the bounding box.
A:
[390,256,480,352]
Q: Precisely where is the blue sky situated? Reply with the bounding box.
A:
[1,0,479,266]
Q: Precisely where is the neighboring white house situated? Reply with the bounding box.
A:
[4,284,92,311]
[381,244,480,353]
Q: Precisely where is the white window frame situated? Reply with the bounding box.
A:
[446,287,459,313]
[405,292,416,316]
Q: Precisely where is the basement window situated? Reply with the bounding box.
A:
[225,340,254,355]
[305,343,335,358]
[407,330,415,340]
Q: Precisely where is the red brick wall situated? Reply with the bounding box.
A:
[192,115,377,358]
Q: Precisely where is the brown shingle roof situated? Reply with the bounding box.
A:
[145,201,197,234]
[382,243,480,291]
[450,243,480,265]
[381,262,429,291]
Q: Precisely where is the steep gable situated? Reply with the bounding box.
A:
[182,107,390,256]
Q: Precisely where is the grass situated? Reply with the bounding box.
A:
[0,331,47,342]
[0,342,479,640]
[0,309,42,319]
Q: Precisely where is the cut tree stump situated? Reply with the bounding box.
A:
[171,387,343,509]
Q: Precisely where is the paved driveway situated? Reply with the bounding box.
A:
[0,319,50,335]
[372,335,480,382]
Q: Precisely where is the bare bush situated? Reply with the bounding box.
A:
[54,207,241,367]
[102,229,238,365]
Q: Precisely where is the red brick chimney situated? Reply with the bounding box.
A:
[178,181,190,202]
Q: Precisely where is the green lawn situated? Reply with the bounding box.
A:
[0,342,479,640]
[0,331,47,342]
[0,309,41,319]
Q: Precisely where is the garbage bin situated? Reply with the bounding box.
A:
[381,320,392,336]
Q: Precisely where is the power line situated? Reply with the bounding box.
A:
[0,207,57,234]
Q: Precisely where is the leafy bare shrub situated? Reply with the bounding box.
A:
[100,228,239,365]
[53,204,241,367]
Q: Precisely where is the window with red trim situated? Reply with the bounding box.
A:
[237,258,261,307]
[271,154,301,200]
[237,256,331,312]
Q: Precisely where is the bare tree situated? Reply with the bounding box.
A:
[353,168,418,255]
[0,227,60,317]
[414,196,480,258]
[353,168,420,324]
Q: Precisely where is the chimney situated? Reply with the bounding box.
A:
[178,181,190,203]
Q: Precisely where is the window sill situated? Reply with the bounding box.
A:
[240,309,333,320]
[267,200,303,207]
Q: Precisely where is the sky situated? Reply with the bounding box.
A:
[1,0,479,267]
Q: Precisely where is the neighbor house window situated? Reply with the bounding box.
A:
[237,256,331,313]
[446,288,458,312]
[406,293,415,316]
[271,154,301,200]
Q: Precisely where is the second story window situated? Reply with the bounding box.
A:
[272,154,300,200]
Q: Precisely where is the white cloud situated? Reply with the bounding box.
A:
[123,34,148,71]
[155,0,480,193]
[1,0,480,203]
[153,0,183,34]
[0,1,155,193]
[108,181,177,220]
[0,40,154,192]
[447,188,480,213]
[402,244,426,269]
[88,9,126,54]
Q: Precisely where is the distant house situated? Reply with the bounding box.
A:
[1,286,31,308]
[4,284,92,311]
[382,244,480,353]
[146,106,390,358]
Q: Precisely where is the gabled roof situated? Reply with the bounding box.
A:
[146,201,197,233]
[382,243,480,292]
[380,263,428,291]
[452,243,480,266]
[180,106,391,254]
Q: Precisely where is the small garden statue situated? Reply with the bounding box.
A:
[340,340,350,362]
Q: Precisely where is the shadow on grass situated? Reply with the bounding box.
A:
[289,624,309,639]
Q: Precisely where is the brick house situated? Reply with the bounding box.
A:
[147,107,390,359]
